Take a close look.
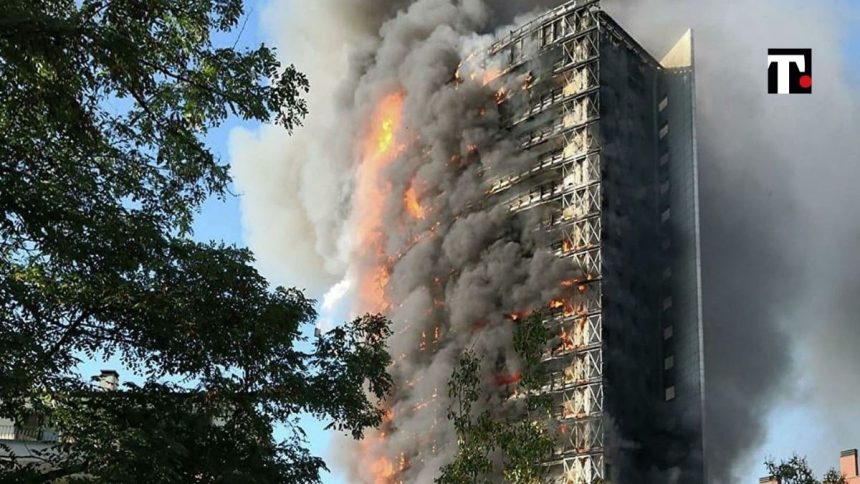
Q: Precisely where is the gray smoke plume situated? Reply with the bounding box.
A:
[236,1,585,481]
[601,1,860,481]
[228,0,558,297]
[230,0,860,482]
[329,2,587,481]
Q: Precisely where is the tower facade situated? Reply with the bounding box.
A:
[484,1,704,482]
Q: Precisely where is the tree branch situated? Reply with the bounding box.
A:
[48,311,90,355]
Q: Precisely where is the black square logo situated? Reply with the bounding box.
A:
[768,49,812,94]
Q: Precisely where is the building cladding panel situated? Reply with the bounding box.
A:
[484,1,704,482]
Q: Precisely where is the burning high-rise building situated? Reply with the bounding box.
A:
[336,0,704,482]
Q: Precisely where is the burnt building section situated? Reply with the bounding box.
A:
[483,1,704,482]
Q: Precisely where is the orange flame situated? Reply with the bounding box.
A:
[522,74,535,91]
[482,68,502,86]
[404,184,425,220]
[559,326,575,352]
[562,239,574,254]
[495,87,507,104]
[549,297,577,317]
[355,92,405,313]
[509,311,528,322]
[366,94,404,159]
[355,92,418,484]
[371,457,396,484]
[494,372,522,386]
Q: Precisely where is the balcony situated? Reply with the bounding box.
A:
[0,423,58,442]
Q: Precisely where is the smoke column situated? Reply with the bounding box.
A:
[230,0,860,482]
[325,3,587,481]
[235,1,586,482]
[227,0,557,297]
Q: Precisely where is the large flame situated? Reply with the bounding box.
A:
[365,93,404,160]
[354,92,416,484]
[355,92,405,314]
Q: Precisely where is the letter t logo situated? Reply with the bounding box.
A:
[768,49,812,94]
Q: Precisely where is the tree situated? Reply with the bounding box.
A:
[437,313,554,484]
[498,311,554,484]
[765,455,847,484]
[436,349,497,484]
[0,0,391,481]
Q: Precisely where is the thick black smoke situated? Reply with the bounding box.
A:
[603,0,860,481]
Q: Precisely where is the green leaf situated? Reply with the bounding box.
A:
[0,0,384,481]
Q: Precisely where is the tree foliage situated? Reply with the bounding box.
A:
[437,313,554,484]
[765,455,847,484]
[0,0,391,481]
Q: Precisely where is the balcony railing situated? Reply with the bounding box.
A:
[0,424,58,442]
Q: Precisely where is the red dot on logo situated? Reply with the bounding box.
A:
[799,75,812,89]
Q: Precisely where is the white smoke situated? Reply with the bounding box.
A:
[229,1,398,297]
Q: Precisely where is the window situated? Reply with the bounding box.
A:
[658,96,669,112]
[660,181,670,195]
[665,386,676,401]
[662,267,672,280]
[510,39,523,65]
[540,92,552,109]
[659,123,670,139]
[662,297,673,310]
[663,326,674,340]
[664,356,675,370]
[542,25,553,46]
[661,238,671,251]
[661,208,671,222]
[660,152,670,166]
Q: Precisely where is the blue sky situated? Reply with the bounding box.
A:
[74,5,346,481]
[77,2,860,483]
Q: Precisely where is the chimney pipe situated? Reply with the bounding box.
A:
[841,449,858,479]
[97,370,119,391]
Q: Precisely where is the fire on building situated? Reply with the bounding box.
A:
[342,1,704,482]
